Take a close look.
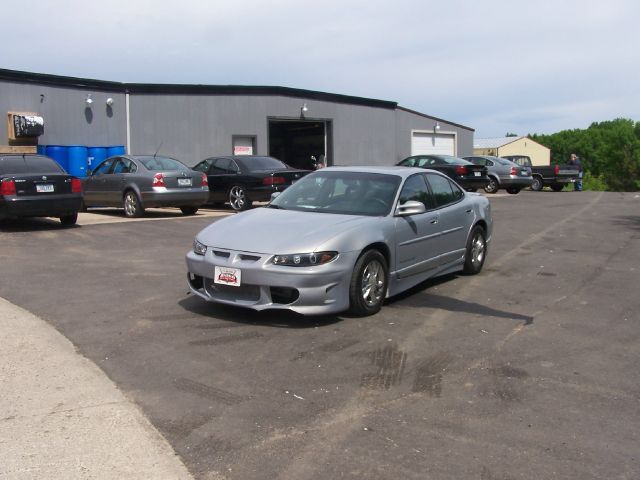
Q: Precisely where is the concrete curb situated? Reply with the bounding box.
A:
[0,297,193,480]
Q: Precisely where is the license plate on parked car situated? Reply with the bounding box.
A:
[214,266,241,287]
[36,184,54,193]
[178,178,192,187]
[474,172,481,177]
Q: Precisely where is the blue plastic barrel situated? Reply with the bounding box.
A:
[37,145,46,155]
[106,145,126,157]
[87,146,108,170]
[46,145,69,172]
[67,145,89,177]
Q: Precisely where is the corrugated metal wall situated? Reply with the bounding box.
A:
[0,72,473,167]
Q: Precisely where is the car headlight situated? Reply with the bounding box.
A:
[271,251,338,267]
[193,239,207,256]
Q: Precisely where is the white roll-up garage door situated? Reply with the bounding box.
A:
[411,132,455,156]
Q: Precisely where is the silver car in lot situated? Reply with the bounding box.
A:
[185,166,492,316]
[83,155,209,217]
[463,155,532,194]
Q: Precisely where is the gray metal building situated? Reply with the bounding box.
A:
[0,68,473,168]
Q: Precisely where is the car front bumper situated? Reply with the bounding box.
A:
[0,193,82,219]
[185,248,358,315]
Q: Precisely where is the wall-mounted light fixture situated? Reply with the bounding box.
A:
[85,94,93,106]
[434,121,441,132]
[40,94,45,103]
[106,97,114,107]
[301,103,308,117]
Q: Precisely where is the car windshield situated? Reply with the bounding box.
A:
[400,155,470,167]
[0,155,64,174]
[270,170,401,216]
[137,156,189,171]
[238,156,288,171]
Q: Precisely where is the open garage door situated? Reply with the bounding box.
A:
[268,120,331,170]
[411,132,455,156]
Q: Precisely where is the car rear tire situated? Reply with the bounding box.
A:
[59,213,78,226]
[530,176,543,191]
[463,225,487,275]
[180,206,198,215]
[123,191,144,218]
[506,187,521,194]
[349,250,388,316]
[551,184,565,192]
[484,177,499,194]
[229,185,251,211]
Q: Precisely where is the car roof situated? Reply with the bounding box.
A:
[323,165,433,179]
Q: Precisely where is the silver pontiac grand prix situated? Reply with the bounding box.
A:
[185,166,492,316]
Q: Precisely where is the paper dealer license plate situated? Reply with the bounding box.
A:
[36,184,54,193]
[178,178,192,187]
[214,266,241,287]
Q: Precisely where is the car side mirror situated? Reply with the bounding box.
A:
[395,200,426,216]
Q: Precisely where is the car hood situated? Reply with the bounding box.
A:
[196,207,378,253]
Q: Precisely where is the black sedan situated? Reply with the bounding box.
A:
[397,155,489,191]
[83,155,209,217]
[193,155,311,211]
[0,154,82,225]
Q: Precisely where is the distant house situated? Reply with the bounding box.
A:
[473,136,550,166]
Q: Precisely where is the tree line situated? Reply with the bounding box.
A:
[529,118,640,191]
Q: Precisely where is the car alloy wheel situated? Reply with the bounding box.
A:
[484,177,499,194]
[530,177,543,191]
[463,225,487,275]
[123,191,144,217]
[229,185,251,211]
[349,250,388,316]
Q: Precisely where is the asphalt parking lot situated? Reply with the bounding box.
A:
[1,191,639,480]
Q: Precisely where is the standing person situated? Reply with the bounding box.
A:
[569,153,583,191]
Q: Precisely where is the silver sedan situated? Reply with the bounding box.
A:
[185,166,492,316]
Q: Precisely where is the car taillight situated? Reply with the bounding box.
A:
[201,173,208,187]
[0,179,16,195]
[153,173,165,187]
[554,164,560,175]
[263,176,286,185]
[455,165,468,175]
[71,178,82,193]
[510,166,518,176]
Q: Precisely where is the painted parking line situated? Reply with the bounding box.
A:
[78,208,231,226]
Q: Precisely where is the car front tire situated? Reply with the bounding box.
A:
[180,206,198,215]
[484,177,499,194]
[463,225,487,275]
[349,250,388,316]
[123,191,144,218]
[228,185,251,211]
[530,176,543,191]
[59,213,78,226]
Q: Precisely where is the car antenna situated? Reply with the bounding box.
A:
[153,141,163,158]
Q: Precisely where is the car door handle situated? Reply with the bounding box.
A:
[466,208,472,213]
[430,217,439,224]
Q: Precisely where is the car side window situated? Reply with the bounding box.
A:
[112,158,128,174]
[426,173,462,207]
[469,157,485,166]
[398,174,434,209]
[229,160,240,174]
[92,158,115,175]
[210,159,231,174]
[193,159,212,173]
[486,160,494,166]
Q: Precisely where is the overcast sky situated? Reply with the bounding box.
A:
[3,0,639,137]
